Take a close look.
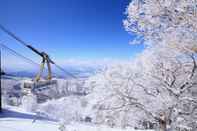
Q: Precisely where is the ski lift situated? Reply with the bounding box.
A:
[0,25,79,103]
[22,45,58,87]
[0,24,58,91]
[22,50,58,103]
[21,46,58,102]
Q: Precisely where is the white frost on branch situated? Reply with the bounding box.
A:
[123,0,197,53]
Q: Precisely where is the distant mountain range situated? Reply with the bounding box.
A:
[4,66,100,79]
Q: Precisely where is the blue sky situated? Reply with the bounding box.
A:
[0,0,144,67]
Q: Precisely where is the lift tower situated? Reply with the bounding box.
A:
[0,76,1,112]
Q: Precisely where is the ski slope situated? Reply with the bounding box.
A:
[0,118,58,131]
[0,106,154,131]
[0,106,59,131]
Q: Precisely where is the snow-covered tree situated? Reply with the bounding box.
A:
[123,0,197,53]
[86,48,197,130]
[123,0,197,130]
[85,0,197,131]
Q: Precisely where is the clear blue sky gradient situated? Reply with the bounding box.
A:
[0,0,144,61]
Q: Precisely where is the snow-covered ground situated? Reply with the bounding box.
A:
[0,106,154,131]
[65,123,154,131]
[0,117,58,131]
[0,106,59,131]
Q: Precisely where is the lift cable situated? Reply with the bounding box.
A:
[1,69,29,81]
[1,71,18,77]
[0,24,78,79]
[0,24,28,47]
[53,63,77,79]
[0,43,40,67]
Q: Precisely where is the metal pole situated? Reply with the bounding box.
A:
[0,49,2,112]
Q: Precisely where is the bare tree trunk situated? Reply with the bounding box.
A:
[159,120,167,131]
[158,113,167,131]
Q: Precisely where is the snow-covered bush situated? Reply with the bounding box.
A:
[21,94,37,112]
[37,96,88,122]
